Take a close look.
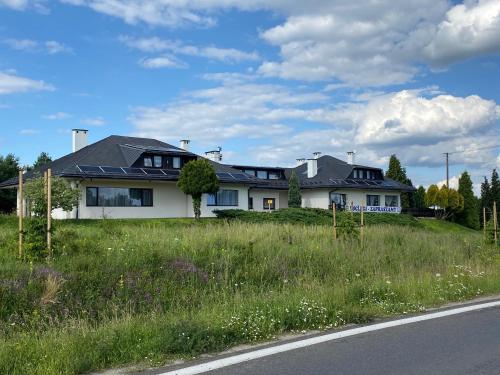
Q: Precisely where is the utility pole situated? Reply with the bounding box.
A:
[444,152,449,188]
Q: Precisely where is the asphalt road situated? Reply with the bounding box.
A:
[201,305,500,375]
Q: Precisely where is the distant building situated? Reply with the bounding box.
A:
[0,130,414,219]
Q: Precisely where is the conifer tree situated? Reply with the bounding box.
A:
[287,171,302,208]
[385,154,413,208]
[456,171,479,229]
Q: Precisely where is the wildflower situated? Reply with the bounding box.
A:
[355,273,361,277]
[435,273,441,277]
[386,280,392,284]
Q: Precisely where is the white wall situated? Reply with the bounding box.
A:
[78,179,189,219]
[301,188,401,209]
[190,184,249,217]
[249,189,284,211]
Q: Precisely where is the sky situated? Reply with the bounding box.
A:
[0,0,499,192]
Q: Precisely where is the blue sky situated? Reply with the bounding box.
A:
[0,0,499,192]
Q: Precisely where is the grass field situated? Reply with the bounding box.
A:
[0,213,499,375]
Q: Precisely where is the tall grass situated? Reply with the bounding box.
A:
[0,216,498,374]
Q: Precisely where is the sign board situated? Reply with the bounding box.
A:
[348,205,401,214]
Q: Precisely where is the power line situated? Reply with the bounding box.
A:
[447,144,500,155]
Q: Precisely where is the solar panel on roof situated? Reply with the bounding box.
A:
[101,166,125,174]
[143,168,165,175]
[123,167,145,174]
[78,165,103,173]
[216,172,231,179]
[162,169,180,176]
[230,173,250,180]
[345,179,357,184]
[366,181,377,185]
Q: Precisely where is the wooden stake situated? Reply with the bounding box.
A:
[47,168,52,258]
[360,205,364,242]
[332,203,337,240]
[483,206,486,241]
[18,170,23,258]
[494,201,498,247]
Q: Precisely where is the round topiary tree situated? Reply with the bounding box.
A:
[177,159,219,219]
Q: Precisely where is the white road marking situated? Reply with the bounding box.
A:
[159,300,500,375]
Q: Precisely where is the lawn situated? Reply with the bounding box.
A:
[0,214,498,375]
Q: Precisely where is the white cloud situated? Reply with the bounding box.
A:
[422,0,500,67]
[61,0,216,28]
[0,0,48,12]
[19,128,40,135]
[352,89,500,146]
[81,116,106,126]
[128,80,327,145]
[257,0,500,85]
[0,71,54,95]
[3,38,72,54]
[120,36,259,63]
[138,55,187,69]
[43,112,71,120]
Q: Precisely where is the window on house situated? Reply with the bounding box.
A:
[248,197,253,209]
[244,169,255,176]
[207,189,238,206]
[153,156,162,168]
[268,171,280,179]
[353,169,359,178]
[86,187,153,207]
[263,198,275,210]
[330,193,347,209]
[86,187,98,206]
[385,195,398,207]
[144,157,152,168]
[256,170,268,179]
[366,194,380,206]
[172,157,181,169]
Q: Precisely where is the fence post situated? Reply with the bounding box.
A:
[332,203,337,240]
[47,168,52,258]
[18,170,23,258]
[360,205,364,243]
[494,201,498,247]
[483,206,486,241]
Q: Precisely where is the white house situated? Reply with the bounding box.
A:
[1,130,415,219]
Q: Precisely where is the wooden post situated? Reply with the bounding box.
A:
[332,203,337,240]
[18,170,23,258]
[47,168,52,258]
[360,205,364,243]
[494,201,498,247]
[483,206,486,241]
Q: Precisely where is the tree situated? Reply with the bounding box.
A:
[24,175,80,217]
[480,176,492,210]
[456,171,479,229]
[0,154,20,213]
[414,186,426,209]
[385,154,413,208]
[426,185,463,220]
[491,169,500,210]
[31,152,52,170]
[177,159,219,219]
[23,175,80,257]
[288,171,302,208]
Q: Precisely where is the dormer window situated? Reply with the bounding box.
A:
[172,157,181,169]
[154,156,162,168]
[268,171,280,180]
[353,168,380,180]
[144,157,152,167]
[257,170,267,179]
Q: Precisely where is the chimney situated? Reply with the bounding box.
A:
[307,158,318,178]
[179,139,190,151]
[72,129,88,152]
[347,151,356,165]
[296,158,306,166]
[313,152,322,159]
[205,147,222,162]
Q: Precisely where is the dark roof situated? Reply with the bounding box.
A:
[0,135,258,187]
[0,136,415,192]
[246,155,415,192]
